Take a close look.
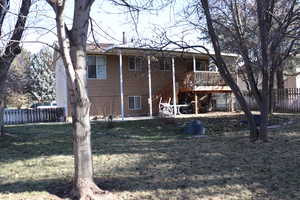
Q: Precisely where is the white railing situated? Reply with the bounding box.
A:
[4,108,65,125]
[194,71,227,86]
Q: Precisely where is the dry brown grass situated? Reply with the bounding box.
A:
[0,113,300,200]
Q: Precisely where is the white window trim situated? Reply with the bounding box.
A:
[128,96,142,110]
[128,56,137,71]
[87,55,107,80]
[160,58,172,71]
[194,59,209,72]
[128,56,143,72]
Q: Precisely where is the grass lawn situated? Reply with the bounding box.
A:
[0,112,300,200]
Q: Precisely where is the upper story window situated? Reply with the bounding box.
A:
[160,57,172,71]
[128,56,144,71]
[195,59,208,71]
[87,55,107,79]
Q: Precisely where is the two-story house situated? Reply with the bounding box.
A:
[55,43,238,119]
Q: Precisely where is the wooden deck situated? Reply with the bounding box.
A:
[194,85,232,92]
[180,87,232,93]
[180,71,234,93]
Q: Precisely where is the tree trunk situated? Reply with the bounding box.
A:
[0,60,10,137]
[259,70,269,142]
[234,91,259,141]
[256,0,270,142]
[71,96,97,198]
[276,68,285,112]
[47,1,115,197]
[268,69,275,114]
[260,100,269,142]
[0,62,10,137]
[200,0,259,141]
[69,84,114,198]
[0,0,31,136]
[68,45,115,200]
[276,68,284,89]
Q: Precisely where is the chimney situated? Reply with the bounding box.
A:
[122,32,127,44]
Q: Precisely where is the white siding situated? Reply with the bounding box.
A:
[55,55,68,117]
[296,67,300,88]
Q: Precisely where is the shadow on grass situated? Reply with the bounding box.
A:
[0,178,72,199]
[0,123,74,163]
[0,113,299,199]
[1,130,299,200]
[0,113,294,163]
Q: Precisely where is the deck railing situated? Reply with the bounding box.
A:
[182,71,234,89]
[194,71,228,86]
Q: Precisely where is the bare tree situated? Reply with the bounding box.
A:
[46,1,116,199]
[6,50,31,108]
[46,0,171,198]
[0,0,32,136]
[190,0,300,141]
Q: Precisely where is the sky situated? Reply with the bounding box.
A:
[3,0,208,53]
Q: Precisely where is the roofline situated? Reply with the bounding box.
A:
[86,45,239,58]
[107,46,239,57]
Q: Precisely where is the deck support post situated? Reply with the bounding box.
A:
[119,52,124,120]
[193,56,196,90]
[193,56,196,72]
[231,92,235,112]
[172,57,177,117]
[193,56,199,114]
[147,56,153,117]
[195,93,198,114]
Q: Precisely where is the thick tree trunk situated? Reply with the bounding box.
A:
[57,1,114,197]
[256,0,270,142]
[259,70,269,142]
[68,47,115,200]
[71,97,97,198]
[68,42,98,199]
[70,89,115,200]
[260,101,269,142]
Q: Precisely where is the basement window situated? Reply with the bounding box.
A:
[128,96,141,110]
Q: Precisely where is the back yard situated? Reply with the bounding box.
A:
[0,113,300,200]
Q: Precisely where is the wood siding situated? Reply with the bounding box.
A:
[67,55,205,117]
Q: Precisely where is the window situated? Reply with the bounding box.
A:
[195,59,208,71]
[160,57,172,71]
[128,56,143,71]
[87,55,107,79]
[128,96,141,110]
[128,57,135,71]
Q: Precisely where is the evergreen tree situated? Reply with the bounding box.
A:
[26,47,55,102]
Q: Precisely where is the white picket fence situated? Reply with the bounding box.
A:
[4,108,65,125]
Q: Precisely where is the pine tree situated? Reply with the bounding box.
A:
[26,47,55,102]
